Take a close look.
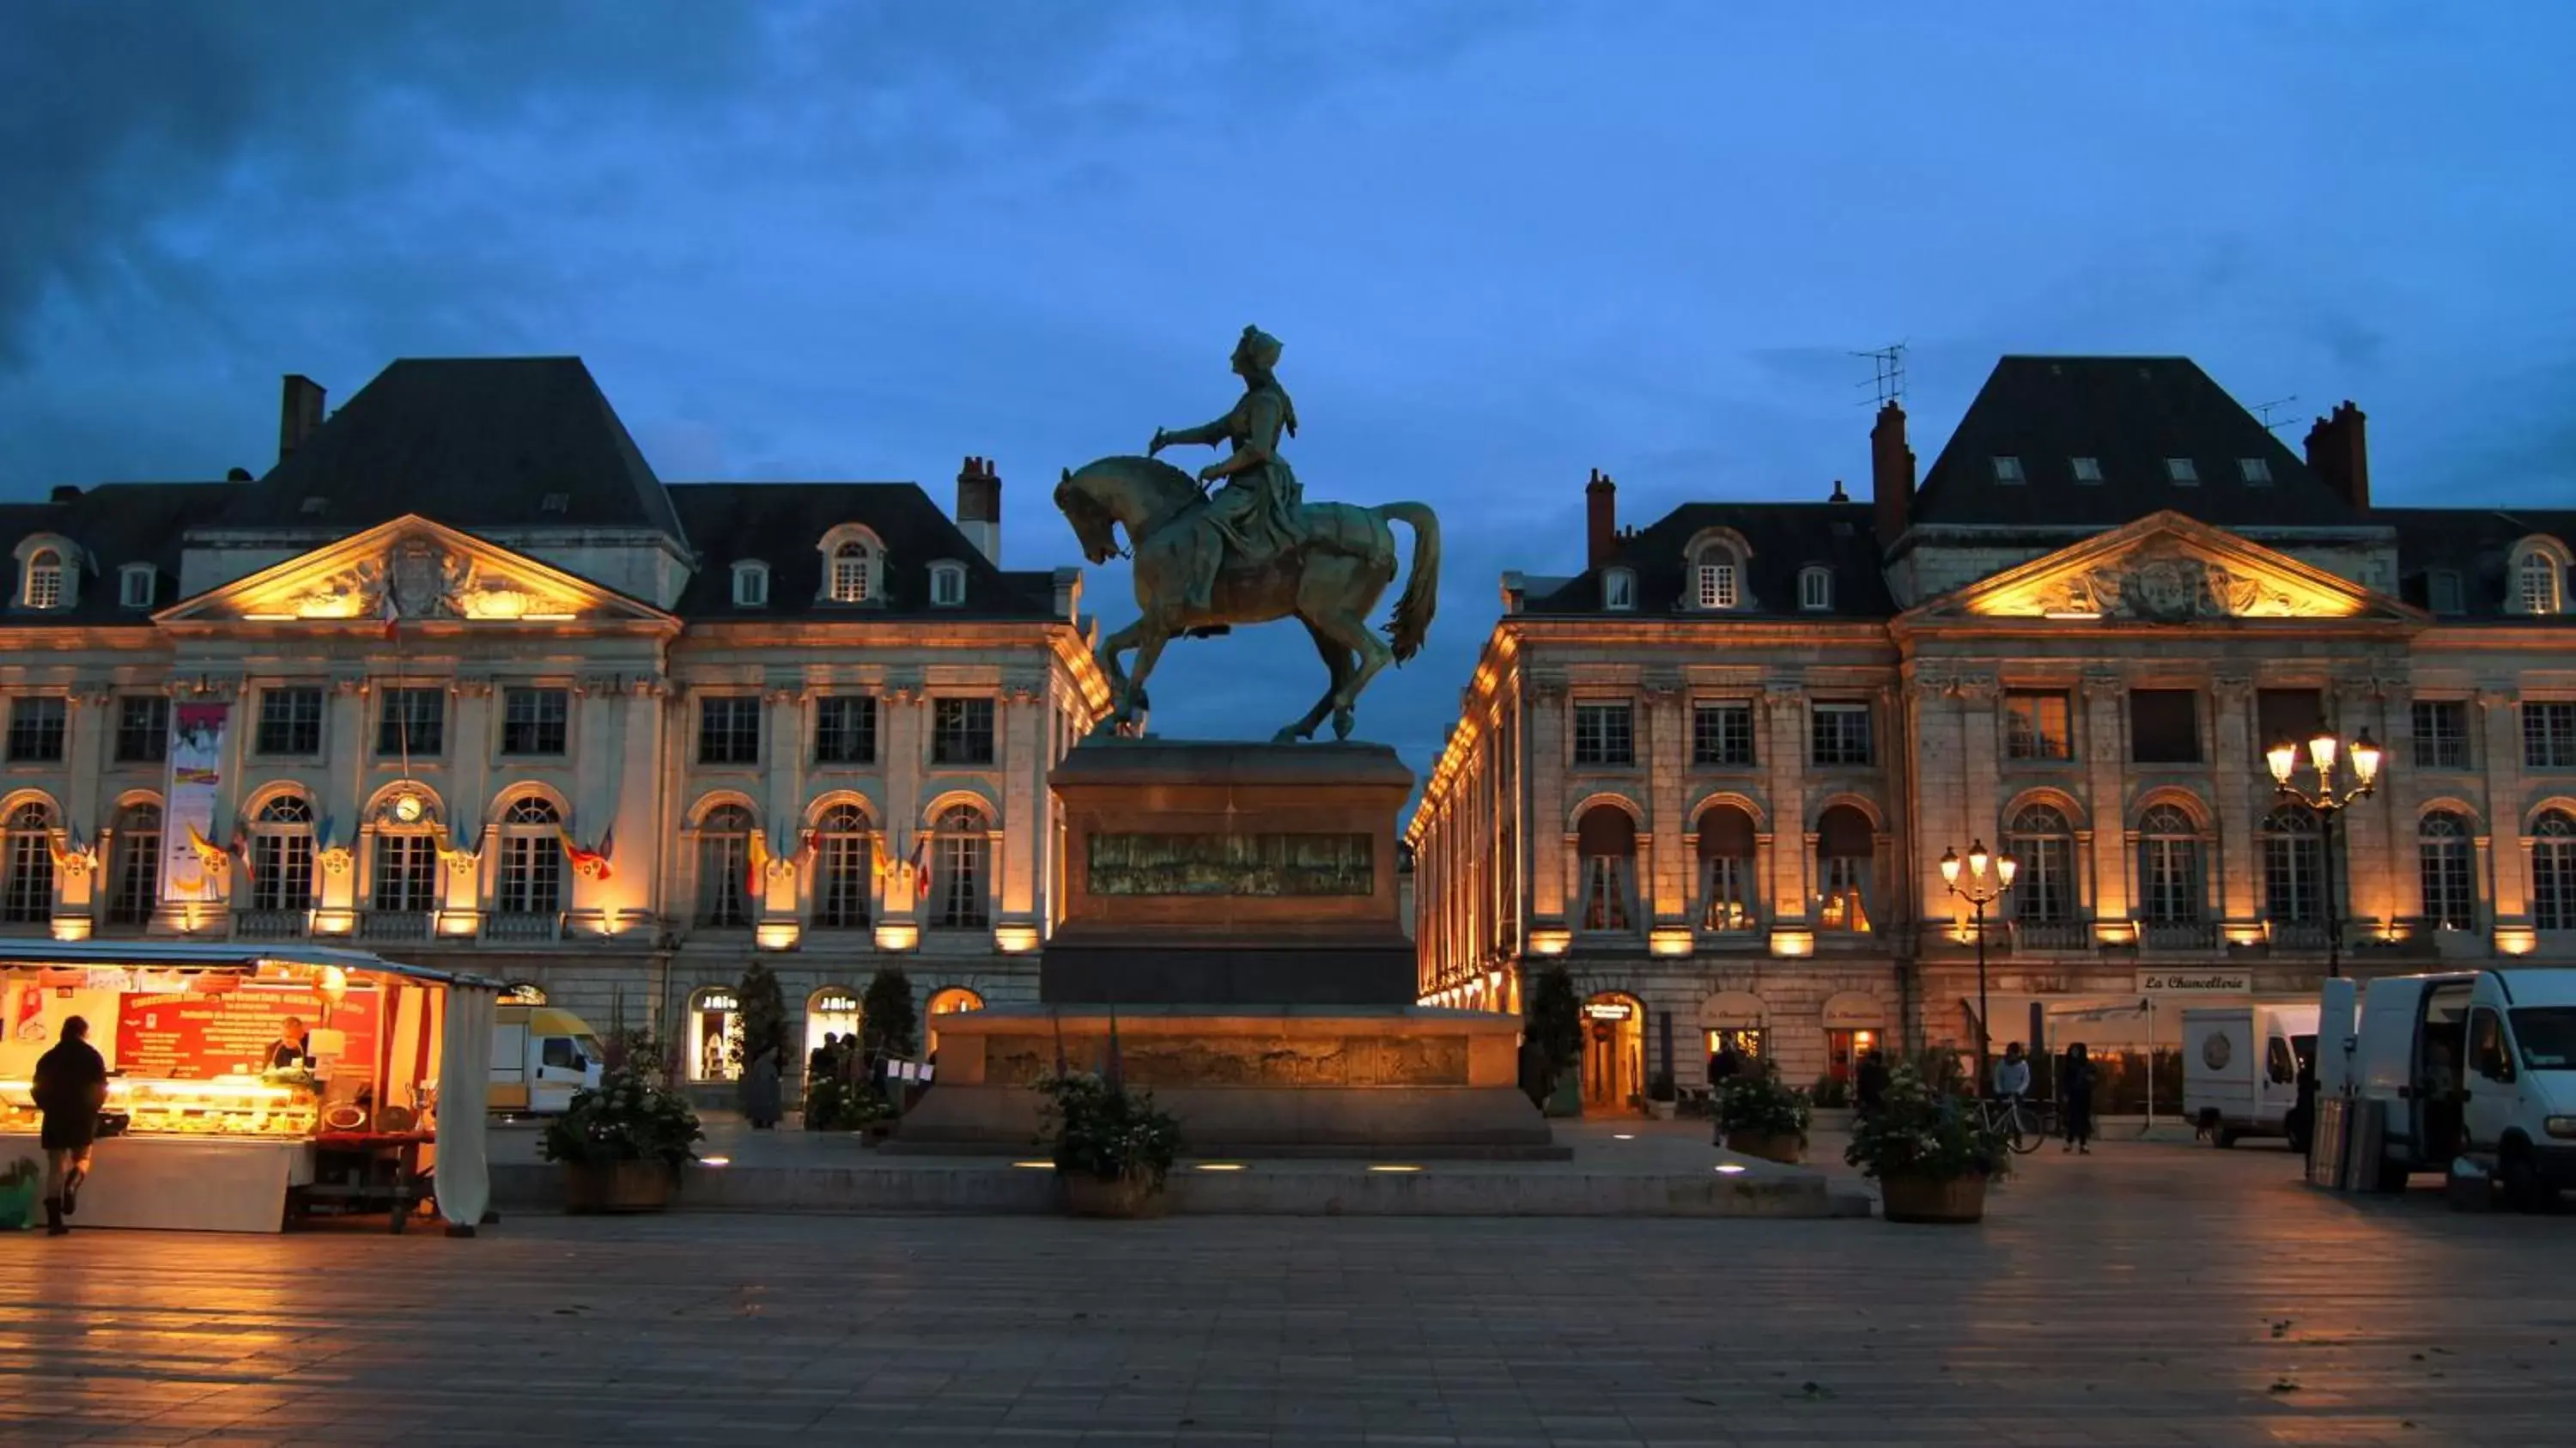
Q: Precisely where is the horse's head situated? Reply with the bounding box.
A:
[1054,456,1198,564]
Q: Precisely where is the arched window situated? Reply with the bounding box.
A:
[927,986,984,1056]
[1696,805,1756,931]
[21,548,64,610]
[2535,810,2576,933]
[1692,545,1740,611]
[247,794,315,917]
[1814,804,1874,932]
[106,801,162,928]
[829,540,873,604]
[2419,811,2476,932]
[2260,804,2324,926]
[1576,805,1636,933]
[696,803,754,928]
[2006,805,2075,925]
[3,801,56,924]
[932,803,990,929]
[687,986,744,1083]
[495,795,562,919]
[2519,551,2564,616]
[2138,803,2204,928]
[814,802,872,929]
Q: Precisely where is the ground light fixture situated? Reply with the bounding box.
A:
[1194,1163,1246,1171]
[1368,1165,1423,1173]
[1012,1160,1052,1170]
[1714,1163,1749,1175]
[700,1156,731,1168]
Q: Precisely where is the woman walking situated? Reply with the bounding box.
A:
[33,1015,109,1236]
[2060,1042,2097,1154]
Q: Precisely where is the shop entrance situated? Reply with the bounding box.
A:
[1582,992,1645,1114]
[1826,1027,1881,1083]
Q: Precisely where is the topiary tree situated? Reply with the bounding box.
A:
[1524,964,1583,1107]
[860,968,920,1061]
[732,960,788,1074]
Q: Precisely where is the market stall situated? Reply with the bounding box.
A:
[0,941,498,1235]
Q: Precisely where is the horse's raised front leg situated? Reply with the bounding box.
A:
[1089,618,1147,739]
[1276,615,1352,743]
[1121,619,1177,736]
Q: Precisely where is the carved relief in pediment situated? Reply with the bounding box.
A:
[1994,546,2323,621]
[263,538,574,622]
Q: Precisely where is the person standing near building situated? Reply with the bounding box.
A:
[1855,1049,1891,1118]
[2060,1042,2097,1154]
[1992,1042,2032,1103]
[33,1015,108,1236]
[1707,1039,1744,1145]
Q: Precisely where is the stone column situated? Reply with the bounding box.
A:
[1527,673,1568,924]
[2081,672,2130,926]
[1643,672,1687,922]
[1905,672,1964,935]
[445,678,495,928]
[756,679,806,922]
[2211,672,2261,927]
[880,679,927,929]
[1762,680,1808,929]
[2480,685,2528,925]
[999,678,1043,931]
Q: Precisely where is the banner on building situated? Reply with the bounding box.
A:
[162,703,232,903]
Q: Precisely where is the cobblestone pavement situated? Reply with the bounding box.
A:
[3,1135,2569,1446]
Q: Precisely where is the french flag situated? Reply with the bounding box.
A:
[379,591,400,641]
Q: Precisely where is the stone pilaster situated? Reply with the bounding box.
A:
[2211,672,2261,926]
[999,678,1043,927]
[1643,671,1688,921]
[2081,672,2131,923]
[1762,679,1808,928]
[1527,672,1568,923]
[2480,684,2528,923]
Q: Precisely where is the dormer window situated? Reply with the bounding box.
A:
[2166,458,2200,484]
[2428,569,2465,616]
[2518,548,2567,616]
[14,536,77,611]
[929,561,968,608]
[2071,457,2103,484]
[23,549,64,609]
[118,564,155,611]
[1602,567,1636,611]
[731,561,770,609]
[1990,456,2024,484]
[1798,566,1833,611]
[2238,458,2272,485]
[817,524,886,605]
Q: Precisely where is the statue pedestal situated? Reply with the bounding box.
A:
[897,739,1559,1158]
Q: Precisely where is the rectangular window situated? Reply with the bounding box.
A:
[1991,456,2024,484]
[2526,703,2576,770]
[814,696,878,765]
[2129,690,2201,764]
[2256,688,2325,754]
[697,696,762,766]
[1817,855,1870,931]
[108,824,160,926]
[932,697,995,765]
[937,830,989,928]
[2071,457,2102,484]
[2239,458,2273,484]
[373,835,438,914]
[1603,570,1635,611]
[500,688,568,757]
[1799,569,1833,611]
[1579,855,1630,932]
[2412,701,2470,770]
[1810,703,1872,767]
[120,568,155,609]
[1691,703,1755,767]
[113,696,168,764]
[2538,835,2576,932]
[253,687,324,757]
[2420,834,2475,932]
[3,830,51,923]
[1697,564,1737,611]
[2013,836,2075,924]
[498,834,562,915]
[2004,691,2073,762]
[2428,569,2465,616]
[5,697,66,763]
[2166,458,2200,484]
[2263,832,2323,924]
[375,687,445,758]
[817,832,872,929]
[1572,703,1634,767]
[250,833,313,913]
[1699,855,1751,931]
[2141,838,2201,924]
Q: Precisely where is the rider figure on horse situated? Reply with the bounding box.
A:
[1148,325,1303,614]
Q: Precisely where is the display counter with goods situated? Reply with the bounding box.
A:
[0,941,500,1235]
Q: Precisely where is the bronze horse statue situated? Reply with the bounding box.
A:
[1054,454,1441,742]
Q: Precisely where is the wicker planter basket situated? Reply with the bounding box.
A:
[1061,1170,1168,1220]
[561,1161,677,1214]
[1878,1172,1988,1224]
[1723,1129,1807,1165]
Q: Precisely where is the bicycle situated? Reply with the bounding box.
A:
[1981,1095,2057,1155]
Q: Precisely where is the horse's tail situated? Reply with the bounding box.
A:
[1374,502,1441,662]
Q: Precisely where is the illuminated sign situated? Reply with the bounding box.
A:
[1583,1001,1634,1021]
[813,993,859,1014]
[696,991,739,1013]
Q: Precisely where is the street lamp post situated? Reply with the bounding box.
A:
[1940,839,2017,1096]
[2265,727,2384,979]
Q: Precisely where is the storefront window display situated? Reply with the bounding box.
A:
[1826,1027,1881,1082]
[805,988,860,1060]
[688,988,744,1082]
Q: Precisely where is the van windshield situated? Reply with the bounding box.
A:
[2512,1009,2576,1070]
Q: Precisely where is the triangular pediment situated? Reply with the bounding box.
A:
[159,515,675,628]
[1905,511,2421,625]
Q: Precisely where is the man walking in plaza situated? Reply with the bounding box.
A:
[32,1015,109,1237]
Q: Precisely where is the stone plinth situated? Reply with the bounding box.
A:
[897,1004,1561,1157]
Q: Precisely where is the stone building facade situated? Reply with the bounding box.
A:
[1407,356,2576,1110]
[1,358,1108,1098]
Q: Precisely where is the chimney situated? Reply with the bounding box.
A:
[1585,468,1617,570]
[278,374,326,463]
[956,454,1001,564]
[1870,403,1916,544]
[2303,400,2370,509]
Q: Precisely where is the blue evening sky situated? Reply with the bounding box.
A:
[4,2,2570,788]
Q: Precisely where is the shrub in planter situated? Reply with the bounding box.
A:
[1714,1070,1813,1164]
[542,1063,704,1213]
[1809,1074,1851,1110]
[804,1076,896,1135]
[1843,1062,2012,1224]
[1036,1069,1182,1218]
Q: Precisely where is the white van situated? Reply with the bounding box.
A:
[2326,968,2576,1208]
[2184,1003,2318,1147]
[489,1005,605,1116]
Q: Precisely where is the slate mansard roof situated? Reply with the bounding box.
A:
[2370,506,2576,621]
[1525,499,1899,619]
[6,356,1062,626]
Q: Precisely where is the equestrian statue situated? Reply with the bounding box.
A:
[1053,325,1442,743]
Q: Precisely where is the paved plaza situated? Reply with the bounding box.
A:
[3,1132,2569,1446]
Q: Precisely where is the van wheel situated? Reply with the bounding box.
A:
[2501,1147,2550,1214]
[2215,1129,2240,1149]
[2376,1160,2412,1194]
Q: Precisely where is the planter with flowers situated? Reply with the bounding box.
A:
[542,1063,704,1214]
[1036,1068,1183,1219]
[1714,1070,1813,1165]
[1844,1062,2011,1224]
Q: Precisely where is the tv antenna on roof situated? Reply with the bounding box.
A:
[1854,343,1905,409]
[2253,395,2300,435]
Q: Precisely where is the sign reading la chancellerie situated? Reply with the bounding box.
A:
[2134,970,2252,995]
